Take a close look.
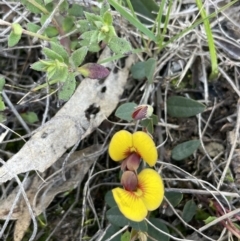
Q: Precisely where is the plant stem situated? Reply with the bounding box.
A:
[195,0,218,80]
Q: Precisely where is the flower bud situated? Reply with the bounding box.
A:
[121,153,141,171]
[121,171,138,191]
[132,105,153,120]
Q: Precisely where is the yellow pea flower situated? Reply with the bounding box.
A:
[108,130,158,167]
[112,168,164,222]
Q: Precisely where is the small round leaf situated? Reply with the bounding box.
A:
[182,200,197,223]
[171,140,201,161]
[167,96,206,117]
[115,102,137,121]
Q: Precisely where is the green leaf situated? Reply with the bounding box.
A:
[21,112,39,124]
[147,218,169,241]
[100,1,111,16]
[106,207,148,231]
[0,76,5,91]
[131,58,156,83]
[20,0,44,14]
[167,96,206,117]
[182,200,197,223]
[115,102,137,121]
[108,36,132,55]
[108,0,157,42]
[121,231,131,241]
[144,58,156,84]
[84,12,102,25]
[0,98,6,111]
[101,225,121,241]
[31,61,48,71]
[12,23,23,35]
[131,62,145,80]
[81,30,98,46]
[44,0,53,4]
[103,11,113,25]
[151,114,158,125]
[204,216,216,225]
[27,23,41,33]
[62,16,74,33]
[105,191,117,208]
[0,113,7,123]
[58,73,76,101]
[68,4,83,17]
[165,192,183,207]
[171,140,201,161]
[98,31,107,42]
[69,46,88,68]
[130,0,159,24]
[140,118,153,134]
[50,42,69,64]
[0,77,5,112]
[79,39,100,52]
[43,48,64,62]
[45,26,58,37]
[8,31,22,47]
[49,66,68,82]
[59,0,68,12]
[76,20,95,33]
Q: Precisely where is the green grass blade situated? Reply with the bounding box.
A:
[155,0,167,38]
[196,0,218,79]
[125,0,137,20]
[158,0,173,50]
[162,0,238,49]
[108,0,157,42]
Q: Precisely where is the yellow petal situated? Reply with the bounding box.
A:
[108,130,132,162]
[132,132,158,166]
[138,169,164,211]
[112,187,147,222]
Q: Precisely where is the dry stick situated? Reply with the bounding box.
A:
[45,184,82,241]
[197,113,229,209]
[200,53,209,104]
[2,91,31,134]
[165,188,240,198]
[176,48,197,87]
[33,0,65,43]
[162,160,230,220]
[41,85,50,125]
[165,196,216,241]
[0,160,37,241]
[219,67,240,97]
[145,218,195,241]
[79,166,121,241]
[217,99,240,189]
[199,207,240,232]
[202,97,217,137]
[102,225,128,241]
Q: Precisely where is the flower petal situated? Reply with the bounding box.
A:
[112,187,147,222]
[132,132,158,166]
[108,130,132,162]
[138,169,164,211]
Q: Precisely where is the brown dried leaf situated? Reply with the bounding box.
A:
[0,145,101,241]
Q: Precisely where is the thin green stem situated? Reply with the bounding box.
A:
[0,19,50,41]
[158,0,173,50]
[125,0,137,20]
[22,29,50,41]
[27,0,49,14]
[196,0,218,79]
[162,0,238,49]
[108,0,157,42]
[155,0,167,39]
